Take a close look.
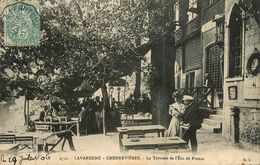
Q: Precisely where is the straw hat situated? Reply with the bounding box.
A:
[182,95,194,101]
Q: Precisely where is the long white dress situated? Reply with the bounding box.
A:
[167,102,185,137]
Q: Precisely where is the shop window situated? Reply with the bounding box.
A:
[229,5,243,78]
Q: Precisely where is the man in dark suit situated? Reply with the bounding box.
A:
[182,95,203,152]
[125,94,134,113]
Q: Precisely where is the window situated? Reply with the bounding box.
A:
[188,0,197,21]
[173,1,180,30]
[206,44,223,92]
[174,1,180,21]
[229,5,243,78]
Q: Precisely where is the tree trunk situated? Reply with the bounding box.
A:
[133,65,141,100]
[133,36,142,110]
[101,65,110,135]
[150,37,175,128]
[24,96,27,126]
[27,99,30,126]
[101,82,110,135]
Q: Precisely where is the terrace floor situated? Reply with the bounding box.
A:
[15,131,259,165]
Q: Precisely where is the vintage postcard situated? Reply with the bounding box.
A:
[0,0,259,165]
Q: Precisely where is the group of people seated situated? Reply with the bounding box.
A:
[29,93,152,135]
[37,102,68,122]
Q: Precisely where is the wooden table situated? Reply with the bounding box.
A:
[0,132,55,152]
[117,125,166,151]
[22,132,55,150]
[34,121,80,136]
[121,114,152,126]
[0,144,20,153]
[121,137,188,151]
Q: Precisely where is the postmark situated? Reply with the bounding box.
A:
[3,1,40,46]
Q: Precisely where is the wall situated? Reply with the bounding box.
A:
[201,0,225,84]
[185,37,202,71]
[223,0,260,147]
[201,0,225,24]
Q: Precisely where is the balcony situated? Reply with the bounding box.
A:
[186,17,200,35]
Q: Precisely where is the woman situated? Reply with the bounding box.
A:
[166,93,185,137]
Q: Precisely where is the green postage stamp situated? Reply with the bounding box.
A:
[2,0,40,46]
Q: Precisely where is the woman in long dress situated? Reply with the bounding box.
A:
[167,94,185,137]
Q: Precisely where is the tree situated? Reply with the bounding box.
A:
[0,0,174,130]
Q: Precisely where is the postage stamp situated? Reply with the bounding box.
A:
[2,0,40,46]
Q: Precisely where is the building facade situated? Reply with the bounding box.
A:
[171,0,260,148]
[173,0,225,97]
[222,0,260,148]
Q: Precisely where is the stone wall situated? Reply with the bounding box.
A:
[223,0,260,149]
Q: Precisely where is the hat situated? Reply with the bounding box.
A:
[182,95,194,101]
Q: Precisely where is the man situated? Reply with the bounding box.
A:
[182,95,203,152]
[124,94,134,113]
[94,96,102,133]
[140,94,151,114]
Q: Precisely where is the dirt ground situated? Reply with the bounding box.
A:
[35,131,259,165]
[2,130,259,165]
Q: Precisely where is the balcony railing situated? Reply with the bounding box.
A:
[180,87,216,109]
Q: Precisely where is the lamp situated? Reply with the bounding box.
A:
[110,86,114,104]
[110,86,114,94]
[213,14,224,47]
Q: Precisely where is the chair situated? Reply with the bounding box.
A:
[121,113,134,127]
[0,134,15,144]
[179,124,189,138]
[44,116,53,122]
[49,124,76,152]
[15,136,34,150]
[58,116,67,123]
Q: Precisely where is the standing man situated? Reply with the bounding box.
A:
[140,94,152,114]
[182,95,203,152]
[94,96,102,133]
[124,94,134,114]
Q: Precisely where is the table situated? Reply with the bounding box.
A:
[121,137,188,151]
[0,132,55,152]
[121,114,152,126]
[0,144,20,153]
[23,132,55,151]
[34,121,79,136]
[117,125,166,151]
